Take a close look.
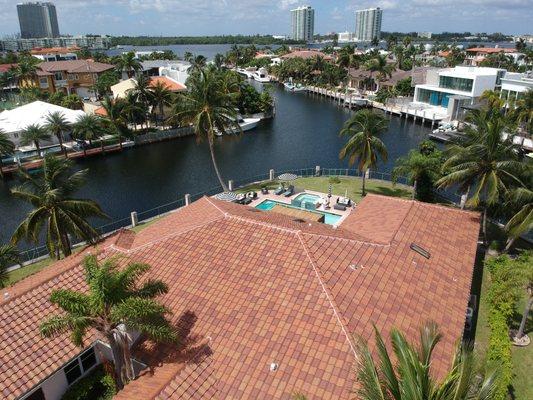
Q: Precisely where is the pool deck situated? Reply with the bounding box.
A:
[247,188,355,226]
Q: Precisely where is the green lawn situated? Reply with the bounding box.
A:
[237,176,413,203]
[6,257,56,286]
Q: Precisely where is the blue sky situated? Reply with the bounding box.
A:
[0,0,531,36]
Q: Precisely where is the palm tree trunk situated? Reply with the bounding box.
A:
[483,207,488,246]
[119,135,123,151]
[516,295,532,339]
[61,232,71,258]
[461,186,471,210]
[209,138,228,191]
[57,133,67,157]
[35,141,41,158]
[101,139,105,154]
[504,237,516,253]
[0,158,4,179]
[412,179,417,200]
[361,169,367,196]
[107,333,125,390]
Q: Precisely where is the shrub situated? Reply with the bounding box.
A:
[62,366,116,400]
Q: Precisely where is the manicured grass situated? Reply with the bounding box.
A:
[6,257,55,286]
[237,176,413,203]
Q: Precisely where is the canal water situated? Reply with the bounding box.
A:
[0,83,432,246]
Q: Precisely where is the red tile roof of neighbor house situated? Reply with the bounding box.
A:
[466,47,518,54]
[30,46,81,55]
[0,64,17,74]
[149,76,186,92]
[38,60,114,74]
[0,194,480,400]
[281,50,333,60]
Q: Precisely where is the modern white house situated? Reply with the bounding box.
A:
[413,66,506,118]
[500,71,533,104]
[0,101,85,149]
[158,62,191,86]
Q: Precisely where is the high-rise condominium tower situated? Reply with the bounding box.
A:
[291,5,315,42]
[17,2,60,39]
[355,7,382,42]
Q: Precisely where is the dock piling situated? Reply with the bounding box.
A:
[185,194,191,206]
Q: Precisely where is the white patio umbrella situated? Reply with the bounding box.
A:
[214,191,238,202]
[278,173,298,182]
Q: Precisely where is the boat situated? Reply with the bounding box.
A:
[215,117,261,136]
[252,68,271,83]
[344,97,368,107]
[283,78,306,92]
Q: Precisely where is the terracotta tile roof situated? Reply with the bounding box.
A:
[38,60,114,74]
[149,76,186,92]
[466,47,517,54]
[0,64,17,74]
[30,46,81,55]
[0,195,480,400]
[281,50,333,61]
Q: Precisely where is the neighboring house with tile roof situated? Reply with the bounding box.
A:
[465,47,524,66]
[110,76,186,100]
[20,60,115,99]
[0,194,480,400]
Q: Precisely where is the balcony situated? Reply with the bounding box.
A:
[55,79,68,87]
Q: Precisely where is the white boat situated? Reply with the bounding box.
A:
[252,68,271,83]
[283,78,306,92]
[215,117,261,136]
[344,97,367,107]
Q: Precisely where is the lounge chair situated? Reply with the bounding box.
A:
[274,185,285,195]
[261,186,269,195]
[246,191,257,199]
[283,185,294,197]
[333,203,346,211]
[235,194,246,204]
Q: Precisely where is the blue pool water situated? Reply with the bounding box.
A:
[293,193,321,203]
[255,200,342,225]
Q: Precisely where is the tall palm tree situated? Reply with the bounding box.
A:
[123,91,147,131]
[169,69,240,191]
[355,322,498,400]
[20,123,51,157]
[339,110,388,196]
[365,54,396,91]
[437,110,525,243]
[11,155,108,259]
[14,56,39,85]
[44,111,71,157]
[213,53,226,70]
[114,52,142,78]
[0,244,19,288]
[72,114,106,156]
[149,81,173,125]
[189,55,207,74]
[40,255,177,389]
[0,129,15,179]
[100,97,130,150]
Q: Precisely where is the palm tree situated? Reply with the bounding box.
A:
[123,91,147,131]
[149,81,173,125]
[339,110,388,196]
[504,187,533,252]
[100,97,130,150]
[40,255,177,389]
[0,129,15,179]
[0,244,19,288]
[131,75,151,128]
[114,52,142,78]
[365,54,396,92]
[437,110,526,243]
[183,51,193,63]
[14,56,39,85]
[213,53,226,70]
[169,69,240,191]
[11,155,108,259]
[189,55,207,74]
[20,123,51,157]
[72,114,106,156]
[355,322,498,400]
[480,90,504,113]
[44,111,71,157]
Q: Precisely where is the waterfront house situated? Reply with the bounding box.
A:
[30,47,80,62]
[0,100,85,149]
[110,76,186,100]
[0,194,481,400]
[347,67,419,92]
[413,66,506,119]
[281,49,333,61]
[500,71,533,104]
[465,47,524,67]
[20,60,114,99]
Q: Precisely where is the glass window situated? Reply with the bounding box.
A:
[80,347,97,371]
[439,76,473,92]
[54,72,63,81]
[25,387,45,400]
[64,359,82,384]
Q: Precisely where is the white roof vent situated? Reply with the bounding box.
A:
[3,292,10,300]
[270,362,278,372]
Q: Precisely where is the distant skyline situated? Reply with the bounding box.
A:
[0,0,531,37]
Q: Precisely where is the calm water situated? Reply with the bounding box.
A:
[0,83,432,246]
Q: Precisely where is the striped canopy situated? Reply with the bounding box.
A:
[278,173,298,181]
[214,191,238,202]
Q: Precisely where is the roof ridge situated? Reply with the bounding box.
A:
[296,232,359,361]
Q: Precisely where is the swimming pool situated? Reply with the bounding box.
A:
[255,200,342,225]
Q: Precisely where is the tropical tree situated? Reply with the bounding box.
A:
[437,110,526,243]
[100,97,130,150]
[169,68,241,191]
[44,111,71,157]
[508,89,533,135]
[40,255,177,389]
[189,55,207,74]
[365,54,396,91]
[131,75,152,128]
[114,52,142,78]
[0,244,19,288]
[11,155,108,259]
[393,141,442,201]
[355,322,498,400]
[213,53,226,70]
[480,90,504,112]
[504,187,533,252]
[339,110,388,196]
[20,123,51,157]
[13,56,39,84]
[72,114,106,156]
[149,81,174,125]
[0,129,15,179]
[513,251,532,341]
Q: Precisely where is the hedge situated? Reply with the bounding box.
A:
[61,366,116,400]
